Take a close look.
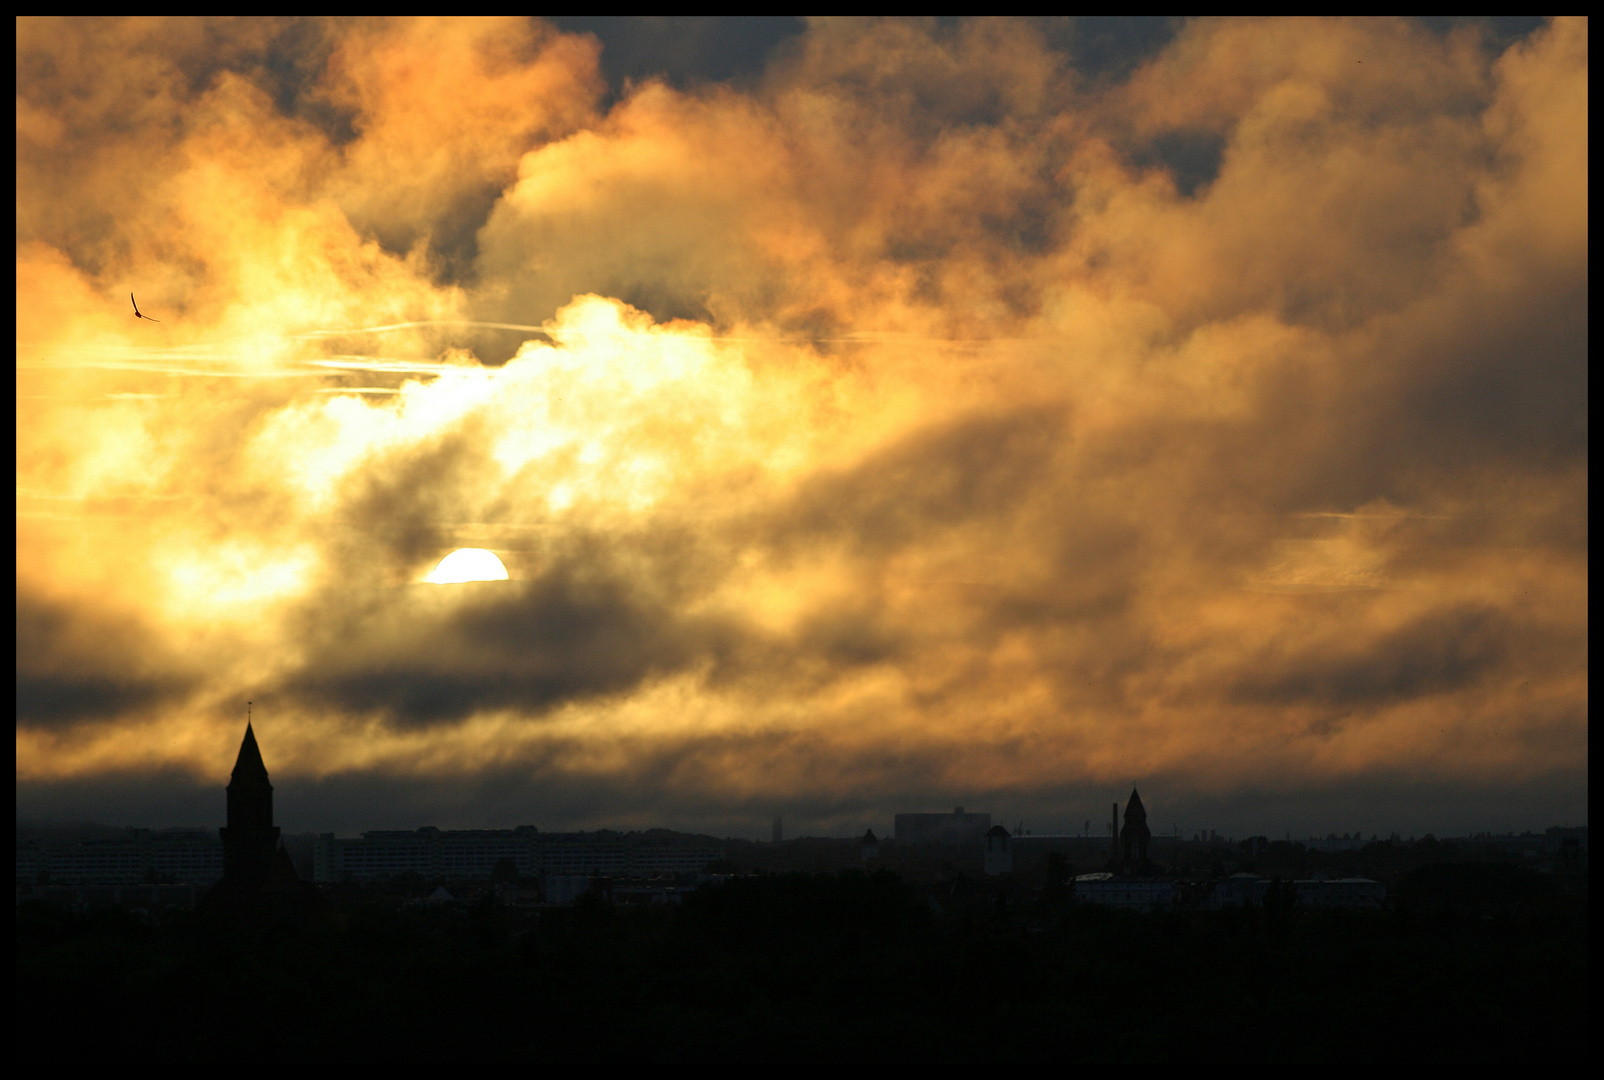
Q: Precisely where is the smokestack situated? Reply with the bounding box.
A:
[1111,802,1119,865]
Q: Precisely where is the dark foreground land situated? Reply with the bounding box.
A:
[16,864,1586,1062]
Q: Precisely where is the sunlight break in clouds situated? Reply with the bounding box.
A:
[15,17,1587,836]
[427,549,511,584]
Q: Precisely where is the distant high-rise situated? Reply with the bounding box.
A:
[772,816,783,844]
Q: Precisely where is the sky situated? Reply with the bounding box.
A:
[16,17,1587,840]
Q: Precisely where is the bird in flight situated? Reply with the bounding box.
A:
[131,293,160,322]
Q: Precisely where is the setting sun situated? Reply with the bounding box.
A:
[425,548,510,584]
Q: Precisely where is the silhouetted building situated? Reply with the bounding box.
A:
[859,829,879,862]
[773,816,783,843]
[312,827,719,882]
[1075,872,1173,911]
[1120,789,1151,866]
[219,723,278,889]
[205,723,319,917]
[545,875,604,905]
[16,829,222,886]
[1294,877,1386,909]
[895,807,991,846]
[983,824,1012,876]
[1205,872,1270,909]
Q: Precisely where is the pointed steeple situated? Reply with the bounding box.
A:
[1124,788,1147,824]
[209,713,324,921]
[1120,788,1152,866]
[231,722,270,785]
[225,722,274,834]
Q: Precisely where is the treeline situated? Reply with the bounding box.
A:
[1212,835,1566,883]
[16,864,1585,1062]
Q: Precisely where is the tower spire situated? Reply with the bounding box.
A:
[1120,788,1152,866]
[231,721,270,785]
[220,712,278,890]
[210,709,319,918]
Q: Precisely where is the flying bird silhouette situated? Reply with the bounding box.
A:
[131,293,160,322]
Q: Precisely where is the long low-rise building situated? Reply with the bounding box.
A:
[16,831,224,886]
[1203,874,1386,910]
[1294,877,1386,908]
[1074,873,1175,911]
[1207,872,1271,909]
[312,827,722,883]
[1076,873,1386,911]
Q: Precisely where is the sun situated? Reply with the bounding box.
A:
[425,548,510,584]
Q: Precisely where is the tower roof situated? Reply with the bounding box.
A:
[230,722,271,786]
[1124,788,1147,822]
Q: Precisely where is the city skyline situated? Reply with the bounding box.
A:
[17,722,1584,842]
[17,18,1588,842]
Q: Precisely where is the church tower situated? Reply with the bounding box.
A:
[219,721,280,889]
[1120,788,1151,866]
[205,711,321,921]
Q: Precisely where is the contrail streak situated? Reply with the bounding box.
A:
[296,320,1040,346]
[297,320,555,337]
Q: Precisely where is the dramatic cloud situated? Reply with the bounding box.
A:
[16,17,1587,836]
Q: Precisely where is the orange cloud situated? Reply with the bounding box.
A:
[15,18,1587,834]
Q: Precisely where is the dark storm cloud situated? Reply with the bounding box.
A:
[1231,605,1509,709]
[330,421,504,570]
[15,592,196,728]
[284,536,738,726]
[277,402,1072,727]
[777,406,1068,555]
[550,16,806,97]
[1130,129,1227,198]
[1393,277,1589,473]
[15,672,190,730]
[1032,16,1181,81]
